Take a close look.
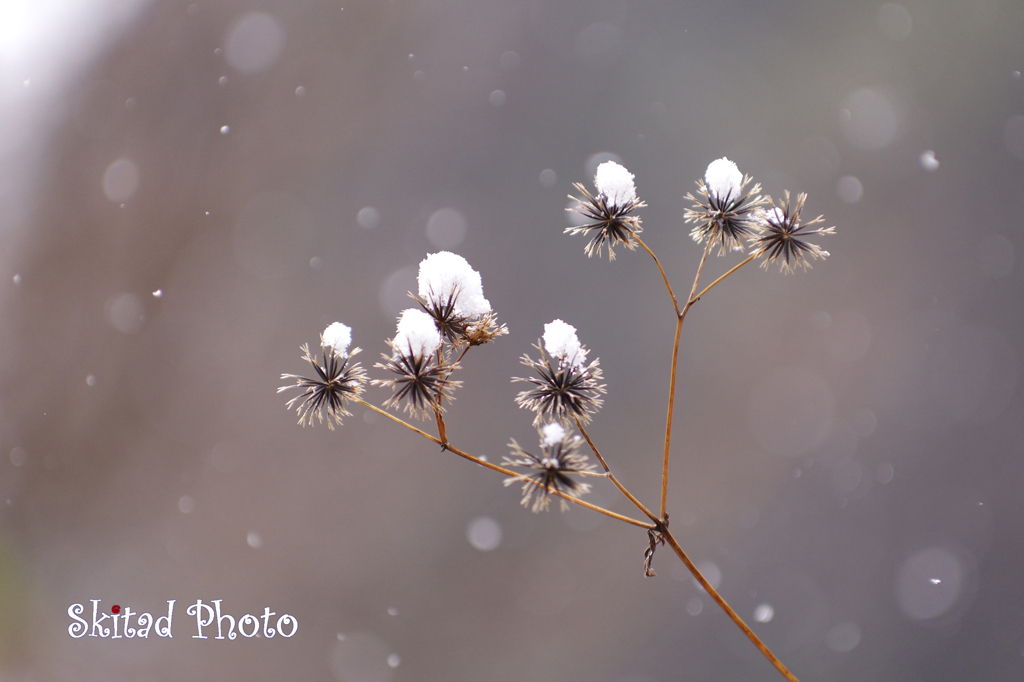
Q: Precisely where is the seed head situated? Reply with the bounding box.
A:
[278,323,368,430]
[748,191,835,273]
[503,424,600,512]
[566,161,646,260]
[514,321,606,427]
[684,157,765,255]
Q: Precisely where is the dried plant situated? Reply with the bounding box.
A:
[278,159,835,681]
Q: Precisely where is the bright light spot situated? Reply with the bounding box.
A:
[539,169,557,187]
[9,448,26,467]
[104,293,145,334]
[295,86,305,97]
[329,633,393,682]
[152,289,163,298]
[877,4,912,40]
[387,654,401,668]
[574,22,623,66]
[753,603,774,623]
[825,622,862,652]
[178,495,195,513]
[86,374,97,386]
[837,175,863,203]
[920,150,940,171]
[896,547,965,620]
[584,151,623,182]
[840,88,901,151]
[692,561,722,592]
[220,125,230,135]
[425,207,467,248]
[247,531,263,548]
[467,516,502,551]
[685,597,703,615]
[12,274,21,285]
[378,266,417,319]
[224,12,284,74]
[499,51,521,70]
[357,206,380,229]
[218,75,228,86]
[489,90,506,106]
[102,158,140,203]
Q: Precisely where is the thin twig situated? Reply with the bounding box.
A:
[635,236,680,316]
[573,417,661,524]
[662,528,800,682]
[690,254,756,304]
[659,239,713,519]
[354,398,656,529]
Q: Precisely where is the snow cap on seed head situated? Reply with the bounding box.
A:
[704,157,743,202]
[392,308,442,358]
[322,322,353,357]
[594,161,637,208]
[543,319,587,370]
[541,422,567,447]
[417,251,491,317]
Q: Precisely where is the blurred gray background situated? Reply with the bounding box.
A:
[1,0,1023,680]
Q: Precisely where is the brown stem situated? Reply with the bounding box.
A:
[354,398,656,529]
[659,239,713,519]
[690,254,756,304]
[635,236,680,316]
[573,417,661,525]
[662,528,800,682]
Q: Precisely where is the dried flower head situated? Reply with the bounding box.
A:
[374,308,460,419]
[566,160,646,260]
[413,251,504,346]
[514,320,606,426]
[503,423,600,512]
[748,191,835,273]
[278,322,368,430]
[684,157,765,255]
[462,311,509,347]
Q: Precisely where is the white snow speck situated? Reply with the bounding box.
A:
[152,289,163,298]
[417,251,491,317]
[705,158,743,202]
[322,322,353,356]
[920,150,940,171]
[392,308,441,358]
[220,125,230,134]
[541,423,566,446]
[594,161,637,208]
[543,319,586,370]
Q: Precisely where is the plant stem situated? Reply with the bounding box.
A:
[574,418,661,525]
[354,398,656,529]
[662,528,800,682]
[690,254,756,304]
[659,239,713,519]
[635,236,680,316]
